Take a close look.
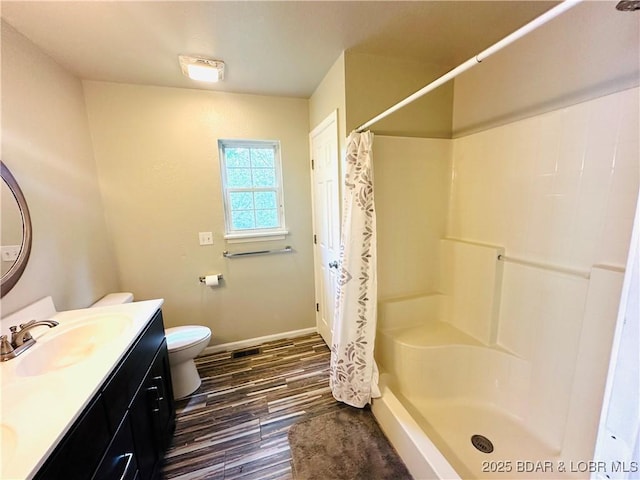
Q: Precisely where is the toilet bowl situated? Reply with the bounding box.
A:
[164,326,211,399]
[91,293,212,400]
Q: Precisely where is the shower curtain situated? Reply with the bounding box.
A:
[329,130,380,408]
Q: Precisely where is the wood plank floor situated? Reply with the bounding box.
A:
[161,333,348,480]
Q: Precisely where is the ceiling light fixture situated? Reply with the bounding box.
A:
[178,55,225,82]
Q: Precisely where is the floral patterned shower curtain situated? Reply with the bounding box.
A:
[329,130,380,408]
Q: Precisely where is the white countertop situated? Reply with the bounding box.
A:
[0,298,164,480]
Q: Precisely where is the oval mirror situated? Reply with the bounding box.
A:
[1,161,32,297]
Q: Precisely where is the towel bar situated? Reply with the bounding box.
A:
[223,245,293,258]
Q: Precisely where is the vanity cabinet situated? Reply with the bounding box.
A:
[33,394,112,479]
[130,339,175,480]
[35,309,175,480]
[93,412,139,480]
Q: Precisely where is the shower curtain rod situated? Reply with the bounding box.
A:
[355,0,583,133]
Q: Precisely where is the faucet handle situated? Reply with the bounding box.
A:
[18,323,33,342]
[9,326,19,345]
[0,335,16,361]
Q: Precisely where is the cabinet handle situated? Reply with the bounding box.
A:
[147,385,160,413]
[117,452,134,480]
[153,376,165,401]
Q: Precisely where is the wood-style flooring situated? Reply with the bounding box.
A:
[161,333,347,480]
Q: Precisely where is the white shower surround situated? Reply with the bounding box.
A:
[370,87,639,479]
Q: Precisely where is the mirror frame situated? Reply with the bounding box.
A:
[1,161,32,297]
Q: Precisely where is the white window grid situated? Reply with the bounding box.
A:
[218,139,288,240]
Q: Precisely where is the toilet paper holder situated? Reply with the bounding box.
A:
[199,274,223,283]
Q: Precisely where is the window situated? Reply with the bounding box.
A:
[218,139,287,240]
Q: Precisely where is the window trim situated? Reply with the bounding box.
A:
[218,139,288,241]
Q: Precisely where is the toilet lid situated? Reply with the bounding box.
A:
[165,326,211,352]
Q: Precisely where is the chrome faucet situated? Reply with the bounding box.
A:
[0,319,59,361]
[11,320,59,346]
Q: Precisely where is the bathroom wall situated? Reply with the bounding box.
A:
[83,81,315,345]
[373,136,450,300]
[452,1,640,137]
[310,50,454,138]
[345,52,453,138]
[309,52,347,146]
[1,22,119,317]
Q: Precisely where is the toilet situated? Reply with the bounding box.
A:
[163,325,211,399]
[91,292,135,307]
[91,293,212,399]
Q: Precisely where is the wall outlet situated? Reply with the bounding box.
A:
[1,245,21,262]
[199,232,214,245]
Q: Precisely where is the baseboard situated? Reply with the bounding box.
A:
[202,326,318,354]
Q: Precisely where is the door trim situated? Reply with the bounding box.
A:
[309,110,340,346]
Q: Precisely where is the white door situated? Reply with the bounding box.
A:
[310,111,341,346]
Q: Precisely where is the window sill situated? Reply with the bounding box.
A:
[224,230,289,244]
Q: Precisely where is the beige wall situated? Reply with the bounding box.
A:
[346,52,453,138]
[83,81,314,345]
[452,1,640,137]
[374,136,450,300]
[309,52,347,153]
[0,22,118,317]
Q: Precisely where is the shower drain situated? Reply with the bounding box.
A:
[471,434,494,453]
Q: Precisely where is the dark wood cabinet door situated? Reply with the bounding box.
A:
[130,340,175,480]
[34,395,111,480]
[93,412,139,480]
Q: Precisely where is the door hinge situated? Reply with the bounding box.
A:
[313,234,317,244]
[316,303,320,312]
[311,159,315,170]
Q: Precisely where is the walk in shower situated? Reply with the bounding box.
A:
[370,86,639,478]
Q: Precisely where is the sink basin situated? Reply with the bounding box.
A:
[1,424,17,458]
[15,314,132,377]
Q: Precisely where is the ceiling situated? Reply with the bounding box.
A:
[1,1,560,98]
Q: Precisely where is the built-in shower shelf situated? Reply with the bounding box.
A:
[384,321,482,348]
[380,321,516,358]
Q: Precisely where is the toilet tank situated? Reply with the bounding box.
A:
[91,292,134,307]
